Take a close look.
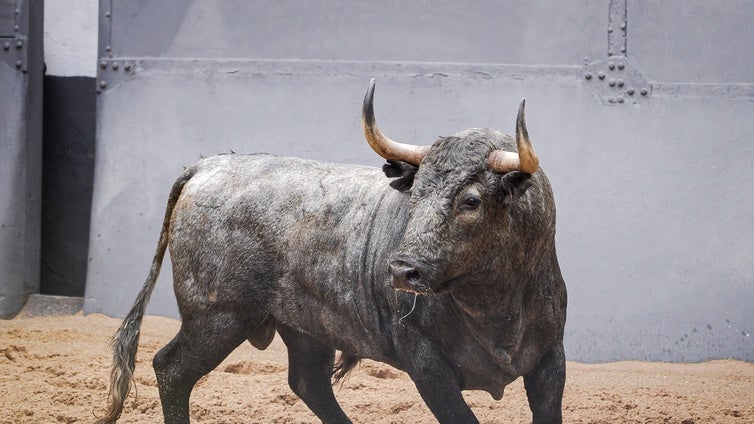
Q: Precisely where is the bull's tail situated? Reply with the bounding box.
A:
[94,166,196,424]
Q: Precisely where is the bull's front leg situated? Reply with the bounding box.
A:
[523,343,566,424]
[412,373,478,423]
[404,353,478,423]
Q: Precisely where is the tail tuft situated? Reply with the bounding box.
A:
[332,351,361,384]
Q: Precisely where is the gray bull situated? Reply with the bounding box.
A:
[96,80,567,424]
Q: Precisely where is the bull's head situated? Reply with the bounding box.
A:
[362,79,540,295]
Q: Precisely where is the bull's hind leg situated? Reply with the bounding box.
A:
[152,311,248,424]
[277,325,352,424]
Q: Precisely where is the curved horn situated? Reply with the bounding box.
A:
[362,78,429,166]
[488,99,540,174]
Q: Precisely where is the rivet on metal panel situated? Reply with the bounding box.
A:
[583,58,648,105]
[112,62,119,70]
[584,72,593,80]
[99,81,108,89]
[105,11,111,18]
[640,89,649,96]
[100,60,107,69]
[15,8,19,15]
[608,62,615,70]
[15,60,22,68]
[124,63,132,72]
[3,42,9,51]
[608,26,613,33]
[105,45,111,52]
[617,97,625,104]
[15,40,22,49]
[608,49,613,56]
[14,25,19,32]
[620,22,627,31]
[620,47,626,53]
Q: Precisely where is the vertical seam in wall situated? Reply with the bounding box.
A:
[608,0,627,57]
[98,0,112,58]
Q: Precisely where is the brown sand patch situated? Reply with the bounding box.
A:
[1,313,752,423]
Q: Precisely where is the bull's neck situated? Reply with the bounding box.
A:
[448,233,552,355]
[449,270,531,357]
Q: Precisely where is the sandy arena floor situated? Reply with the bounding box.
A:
[1,313,752,423]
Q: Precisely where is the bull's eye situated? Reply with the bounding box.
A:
[460,195,481,211]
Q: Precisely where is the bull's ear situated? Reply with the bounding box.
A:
[383,160,418,192]
[497,171,533,204]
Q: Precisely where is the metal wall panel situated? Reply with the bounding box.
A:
[85,0,754,362]
[0,65,31,318]
[0,0,44,318]
[106,0,606,65]
[630,0,754,84]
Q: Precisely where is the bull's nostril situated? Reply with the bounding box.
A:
[389,260,423,289]
[406,269,420,283]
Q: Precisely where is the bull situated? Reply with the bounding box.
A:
[96,79,567,424]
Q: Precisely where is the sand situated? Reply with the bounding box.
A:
[1,313,752,423]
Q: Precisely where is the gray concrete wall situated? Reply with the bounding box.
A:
[84,1,753,362]
[43,0,97,77]
[0,0,44,318]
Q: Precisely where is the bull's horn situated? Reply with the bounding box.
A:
[487,98,540,174]
[362,78,429,166]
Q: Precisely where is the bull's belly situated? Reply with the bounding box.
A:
[269,277,403,367]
